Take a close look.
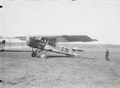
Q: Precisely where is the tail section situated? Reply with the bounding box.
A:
[72,47,84,56]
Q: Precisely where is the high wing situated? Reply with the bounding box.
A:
[44,35,97,42]
[15,35,97,42]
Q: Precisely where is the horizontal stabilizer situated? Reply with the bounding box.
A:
[72,47,84,52]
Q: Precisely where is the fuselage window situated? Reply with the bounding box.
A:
[39,38,47,44]
[48,41,56,47]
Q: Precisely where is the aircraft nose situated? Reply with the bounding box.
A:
[26,36,30,45]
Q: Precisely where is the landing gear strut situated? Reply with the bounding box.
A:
[31,48,47,58]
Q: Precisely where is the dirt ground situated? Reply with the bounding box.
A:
[0,47,120,88]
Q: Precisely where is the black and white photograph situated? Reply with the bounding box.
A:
[0,0,120,88]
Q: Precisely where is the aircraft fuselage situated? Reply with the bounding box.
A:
[26,36,75,56]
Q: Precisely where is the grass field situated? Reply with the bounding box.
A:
[0,44,120,88]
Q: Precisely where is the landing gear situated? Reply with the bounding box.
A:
[40,50,47,58]
[31,52,36,57]
[0,49,4,52]
[31,48,47,58]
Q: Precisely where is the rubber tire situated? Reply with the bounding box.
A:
[31,52,36,57]
[1,49,4,52]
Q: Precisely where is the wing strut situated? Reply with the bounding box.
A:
[31,48,47,58]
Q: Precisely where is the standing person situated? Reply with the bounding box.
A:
[1,40,6,51]
[105,49,110,61]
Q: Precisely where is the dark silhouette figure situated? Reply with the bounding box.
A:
[0,5,3,8]
[105,49,110,61]
[0,80,2,83]
[2,40,6,45]
[0,40,6,51]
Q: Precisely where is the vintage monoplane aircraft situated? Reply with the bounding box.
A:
[23,35,97,58]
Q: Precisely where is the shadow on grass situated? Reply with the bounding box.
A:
[0,50,31,52]
[45,55,74,59]
[81,57,97,60]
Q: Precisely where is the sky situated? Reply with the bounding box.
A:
[0,0,120,44]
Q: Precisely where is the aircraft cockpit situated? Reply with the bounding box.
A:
[36,37,47,44]
[35,37,47,49]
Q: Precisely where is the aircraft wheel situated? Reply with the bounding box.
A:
[1,49,4,52]
[31,52,36,57]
